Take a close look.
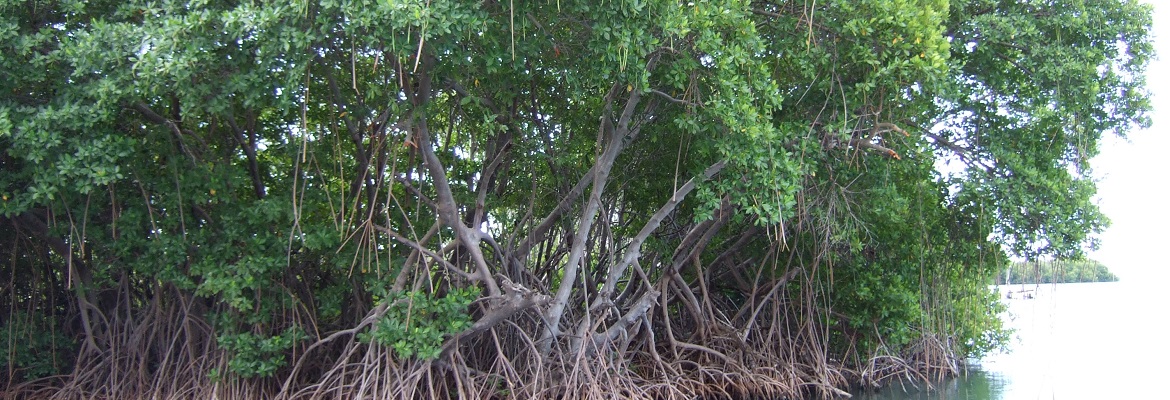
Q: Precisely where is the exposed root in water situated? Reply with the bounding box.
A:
[1,273,968,400]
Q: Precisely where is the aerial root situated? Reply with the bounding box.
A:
[2,284,966,400]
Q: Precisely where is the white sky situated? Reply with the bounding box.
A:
[1087,1,1170,282]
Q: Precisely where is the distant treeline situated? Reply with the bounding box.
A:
[999,259,1119,284]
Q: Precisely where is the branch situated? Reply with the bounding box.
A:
[751,8,783,18]
[648,89,699,107]
[845,123,908,160]
[393,221,442,292]
[280,301,391,392]
[393,176,438,211]
[849,137,901,160]
[12,212,77,266]
[539,82,641,349]
[439,275,549,358]
[670,198,732,273]
[579,288,660,356]
[413,99,500,296]
[672,340,735,366]
[471,134,512,227]
[130,102,198,162]
[598,160,727,300]
[513,163,597,256]
[740,267,802,342]
[616,79,647,135]
[922,131,998,173]
[706,226,762,292]
[224,116,268,199]
[567,160,728,354]
[993,51,1033,76]
[541,54,666,352]
[372,224,477,281]
[324,68,373,202]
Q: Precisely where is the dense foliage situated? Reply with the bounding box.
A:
[0,0,1150,398]
[1000,259,1120,284]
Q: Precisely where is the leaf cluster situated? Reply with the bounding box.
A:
[358,288,478,360]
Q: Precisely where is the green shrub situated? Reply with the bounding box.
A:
[217,326,307,378]
[0,311,75,380]
[359,288,478,360]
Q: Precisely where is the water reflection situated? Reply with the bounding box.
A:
[851,365,1005,400]
[850,281,1167,399]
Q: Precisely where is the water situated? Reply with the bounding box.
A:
[852,281,1169,399]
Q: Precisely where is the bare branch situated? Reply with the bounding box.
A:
[580,288,660,356]
[413,122,500,295]
[847,122,908,159]
[540,82,644,350]
[649,89,699,107]
[599,160,728,301]
[223,116,268,199]
[849,137,901,159]
[440,275,549,358]
[513,163,597,256]
[372,224,476,281]
[131,102,198,162]
[393,176,438,211]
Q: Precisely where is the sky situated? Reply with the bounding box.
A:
[1086,1,1170,282]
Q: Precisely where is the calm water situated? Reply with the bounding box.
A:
[852,281,1169,399]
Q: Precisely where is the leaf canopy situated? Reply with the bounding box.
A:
[0,0,1151,396]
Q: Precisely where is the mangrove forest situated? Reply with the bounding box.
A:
[1000,259,1120,284]
[0,0,1152,398]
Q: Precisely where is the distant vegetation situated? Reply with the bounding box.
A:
[999,259,1119,284]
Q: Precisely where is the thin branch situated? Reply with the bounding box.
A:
[670,198,732,273]
[922,131,998,173]
[648,89,699,107]
[513,163,597,256]
[598,160,728,301]
[372,224,476,281]
[472,134,512,227]
[393,176,438,211]
[224,116,268,199]
[740,267,802,342]
[324,68,373,202]
[131,102,198,162]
